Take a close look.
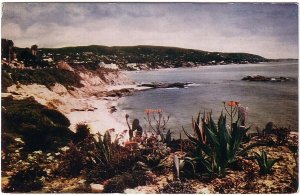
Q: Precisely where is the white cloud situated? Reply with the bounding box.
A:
[1,3,298,59]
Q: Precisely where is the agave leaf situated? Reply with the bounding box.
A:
[266,158,279,169]
[182,127,198,145]
[194,156,213,174]
[203,122,220,149]
[165,129,172,143]
[237,142,267,157]
[254,151,264,166]
[193,113,204,144]
[182,157,196,175]
[219,114,229,164]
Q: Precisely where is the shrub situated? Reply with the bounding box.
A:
[57,142,86,177]
[103,171,149,193]
[58,129,139,181]
[102,175,126,193]
[2,68,83,90]
[41,108,70,126]
[2,97,74,151]
[73,123,91,144]
[86,166,116,183]
[144,109,171,142]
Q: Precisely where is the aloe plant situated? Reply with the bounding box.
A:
[254,150,280,174]
[183,111,260,177]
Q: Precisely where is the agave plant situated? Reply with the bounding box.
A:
[254,150,280,174]
[92,131,113,168]
[183,111,261,177]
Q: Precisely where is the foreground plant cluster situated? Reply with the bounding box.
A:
[1,101,298,193]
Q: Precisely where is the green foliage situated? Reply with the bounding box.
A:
[1,68,83,91]
[2,97,74,151]
[183,112,259,177]
[93,131,114,168]
[254,150,280,174]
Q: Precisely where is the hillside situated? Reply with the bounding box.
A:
[35,45,268,70]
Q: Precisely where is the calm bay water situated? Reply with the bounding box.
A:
[118,61,298,136]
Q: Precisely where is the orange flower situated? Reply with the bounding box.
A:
[157,109,163,113]
[227,101,239,107]
[144,109,152,114]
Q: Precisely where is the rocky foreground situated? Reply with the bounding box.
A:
[2,129,297,193]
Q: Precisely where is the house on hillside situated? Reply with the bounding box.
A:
[127,63,140,70]
[98,62,119,70]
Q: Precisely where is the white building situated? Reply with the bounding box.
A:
[98,62,119,70]
[127,63,141,70]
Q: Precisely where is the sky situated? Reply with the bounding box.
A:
[1,3,298,59]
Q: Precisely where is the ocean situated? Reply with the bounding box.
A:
[118,61,298,137]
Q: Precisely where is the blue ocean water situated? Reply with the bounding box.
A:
[118,62,298,137]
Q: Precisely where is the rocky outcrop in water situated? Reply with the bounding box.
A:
[138,82,192,89]
[242,75,293,82]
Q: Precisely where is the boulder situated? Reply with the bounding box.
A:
[90,184,104,193]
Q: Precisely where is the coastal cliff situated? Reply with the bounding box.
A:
[2,66,132,134]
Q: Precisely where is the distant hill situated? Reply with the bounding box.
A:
[18,45,269,70]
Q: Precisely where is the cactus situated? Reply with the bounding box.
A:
[125,114,143,141]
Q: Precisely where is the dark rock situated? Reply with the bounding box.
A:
[138,82,192,89]
[110,106,117,113]
[106,88,135,97]
[242,75,293,82]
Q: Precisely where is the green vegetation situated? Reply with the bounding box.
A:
[2,67,83,92]
[254,150,280,174]
[1,96,74,151]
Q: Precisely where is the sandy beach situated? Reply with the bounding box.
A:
[66,96,128,136]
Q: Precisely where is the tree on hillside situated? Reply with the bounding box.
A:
[31,44,38,56]
[17,48,37,67]
[1,39,15,62]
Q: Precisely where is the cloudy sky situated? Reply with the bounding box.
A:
[2,3,298,59]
